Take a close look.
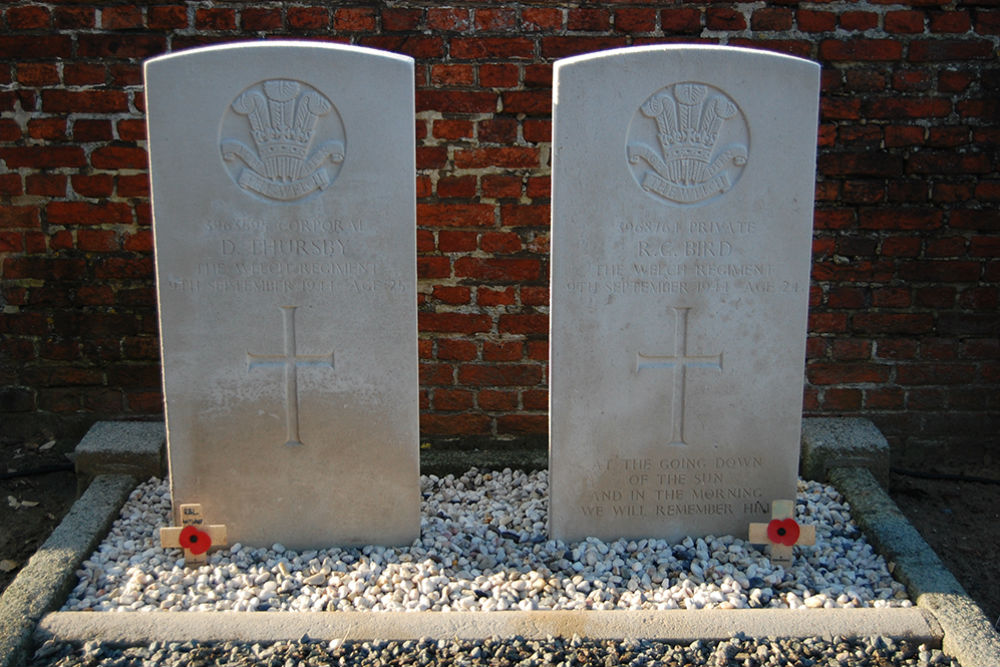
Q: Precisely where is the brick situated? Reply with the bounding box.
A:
[432,119,473,140]
[437,230,478,252]
[288,6,329,30]
[897,363,979,385]
[117,174,151,198]
[73,119,114,142]
[0,206,40,230]
[938,69,974,92]
[149,5,188,30]
[435,388,475,411]
[72,174,114,198]
[432,286,471,305]
[884,10,924,33]
[899,260,981,282]
[427,7,470,31]
[893,70,933,92]
[842,181,885,204]
[77,34,166,59]
[53,6,94,29]
[831,338,873,361]
[819,39,904,61]
[478,117,519,143]
[478,287,516,306]
[418,203,495,228]
[417,256,451,279]
[483,341,522,361]
[523,64,553,88]
[865,388,905,409]
[454,147,539,169]
[103,6,144,29]
[859,209,943,230]
[821,389,862,411]
[929,10,971,32]
[421,413,491,436]
[523,119,552,144]
[419,312,491,334]
[752,8,793,30]
[796,9,835,32]
[502,90,550,115]
[7,5,51,29]
[615,8,656,32]
[0,35,72,59]
[416,146,448,170]
[855,313,935,335]
[437,176,477,199]
[975,9,1000,34]
[817,152,903,177]
[872,287,912,307]
[42,90,129,114]
[16,63,59,87]
[46,201,133,226]
[430,64,475,87]
[707,8,747,30]
[499,314,548,334]
[540,36,627,59]
[925,236,967,257]
[826,287,867,309]
[908,151,990,175]
[64,64,106,86]
[77,230,119,252]
[458,364,542,387]
[476,8,517,31]
[932,183,974,203]
[480,64,520,88]
[808,362,890,385]
[522,8,562,31]
[93,256,153,280]
[482,175,522,199]
[480,232,522,253]
[864,97,951,119]
[497,414,546,434]
[382,8,422,31]
[840,11,879,31]
[451,37,534,60]
[454,257,541,282]
[438,339,478,361]
[363,35,446,59]
[0,146,86,169]
[915,286,957,308]
[478,389,518,411]
[195,8,236,30]
[416,90,495,113]
[90,145,148,170]
[27,118,66,141]
[908,39,994,61]
[568,8,611,31]
[661,8,702,32]
[0,174,23,196]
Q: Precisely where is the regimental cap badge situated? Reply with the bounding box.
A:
[627,82,749,206]
[221,79,345,202]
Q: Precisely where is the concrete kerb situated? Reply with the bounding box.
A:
[0,474,138,667]
[828,466,1000,667]
[3,417,994,664]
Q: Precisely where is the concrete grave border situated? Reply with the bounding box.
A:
[1,418,998,667]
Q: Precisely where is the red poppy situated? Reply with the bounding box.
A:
[766,518,800,546]
[178,525,212,555]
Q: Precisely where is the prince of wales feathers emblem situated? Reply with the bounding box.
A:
[221,80,344,201]
[628,83,748,205]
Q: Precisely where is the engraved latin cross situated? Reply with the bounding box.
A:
[636,307,723,446]
[247,305,334,447]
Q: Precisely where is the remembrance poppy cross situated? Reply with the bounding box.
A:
[748,499,815,567]
[159,503,228,566]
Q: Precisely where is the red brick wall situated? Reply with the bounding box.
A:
[0,2,996,464]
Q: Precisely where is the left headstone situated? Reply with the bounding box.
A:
[145,42,419,549]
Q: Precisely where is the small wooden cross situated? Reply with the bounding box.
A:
[159,503,227,566]
[748,499,816,567]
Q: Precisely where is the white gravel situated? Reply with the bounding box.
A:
[63,469,911,613]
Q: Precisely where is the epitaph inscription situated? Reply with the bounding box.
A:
[221,79,346,202]
[627,82,749,205]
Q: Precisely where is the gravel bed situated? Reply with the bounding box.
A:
[31,635,957,667]
[64,469,911,613]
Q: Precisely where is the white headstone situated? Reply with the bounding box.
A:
[145,42,419,549]
[549,45,820,542]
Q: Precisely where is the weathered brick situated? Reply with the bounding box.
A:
[458,364,542,387]
[454,257,542,282]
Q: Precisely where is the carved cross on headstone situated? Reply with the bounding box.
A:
[247,305,335,447]
[748,499,816,567]
[636,307,723,446]
[160,503,228,566]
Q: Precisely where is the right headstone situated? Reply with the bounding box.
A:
[549,45,821,542]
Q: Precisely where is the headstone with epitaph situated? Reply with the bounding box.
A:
[145,42,419,549]
[549,45,820,542]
